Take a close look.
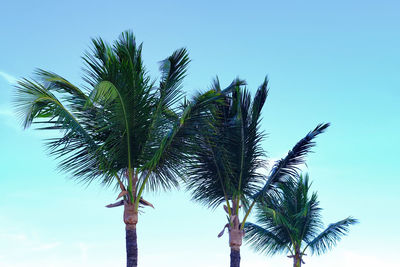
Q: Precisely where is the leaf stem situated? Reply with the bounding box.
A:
[134,171,152,210]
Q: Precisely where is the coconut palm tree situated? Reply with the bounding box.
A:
[244,174,358,267]
[186,78,329,267]
[14,31,232,267]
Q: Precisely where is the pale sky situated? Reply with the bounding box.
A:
[1,1,399,267]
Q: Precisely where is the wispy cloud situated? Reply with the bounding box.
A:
[0,107,13,117]
[0,230,62,259]
[0,233,28,241]
[32,242,61,251]
[0,70,17,84]
[341,251,396,267]
[78,242,89,262]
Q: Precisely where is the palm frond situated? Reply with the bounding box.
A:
[14,78,89,136]
[186,78,267,208]
[34,69,89,100]
[83,31,156,171]
[158,48,190,111]
[295,175,324,243]
[140,88,223,192]
[14,78,111,183]
[244,222,288,255]
[246,174,357,257]
[139,48,191,172]
[253,123,330,200]
[250,77,268,123]
[307,217,358,255]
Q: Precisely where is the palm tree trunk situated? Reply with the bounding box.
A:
[230,248,240,267]
[124,202,138,267]
[293,256,301,267]
[229,227,243,267]
[126,227,138,267]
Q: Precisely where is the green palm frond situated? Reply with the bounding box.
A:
[307,217,358,255]
[297,179,323,243]
[13,31,194,194]
[186,78,267,209]
[141,88,224,192]
[244,222,288,255]
[34,69,89,100]
[158,48,190,111]
[254,123,330,200]
[82,32,157,175]
[245,174,357,259]
[14,77,111,182]
[139,48,191,175]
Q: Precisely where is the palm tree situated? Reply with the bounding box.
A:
[14,31,230,267]
[186,78,330,267]
[244,174,358,267]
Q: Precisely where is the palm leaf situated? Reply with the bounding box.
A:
[34,69,89,100]
[14,78,110,182]
[139,88,224,192]
[307,217,358,255]
[244,222,288,255]
[253,123,330,200]
[158,48,190,111]
[186,78,266,209]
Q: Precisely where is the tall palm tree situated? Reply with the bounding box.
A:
[14,31,230,267]
[244,174,358,267]
[186,78,330,267]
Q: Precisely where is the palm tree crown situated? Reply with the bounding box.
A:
[186,78,269,267]
[187,77,267,210]
[186,77,330,267]
[245,174,358,266]
[14,31,226,267]
[15,31,220,203]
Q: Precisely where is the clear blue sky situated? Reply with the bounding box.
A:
[1,1,399,266]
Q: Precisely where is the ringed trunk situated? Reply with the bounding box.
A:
[230,248,240,267]
[124,202,138,267]
[229,228,243,267]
